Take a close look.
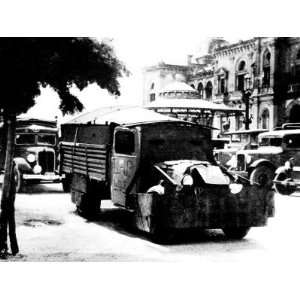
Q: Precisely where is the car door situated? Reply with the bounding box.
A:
[110,127,140,207]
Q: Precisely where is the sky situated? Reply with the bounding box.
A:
[8,0,297,123]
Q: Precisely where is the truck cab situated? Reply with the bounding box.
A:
[1,118,61,192]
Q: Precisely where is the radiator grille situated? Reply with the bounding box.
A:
[38,151,55,173]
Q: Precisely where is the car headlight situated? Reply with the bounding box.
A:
[33,165,42,174]
[27,153,36,163]
[182,175,193,186]
[245,154,252,164]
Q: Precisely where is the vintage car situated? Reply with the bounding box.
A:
[59,106,274,241]
[0,118,61,192]
[214,129,268,168]
[229,124,300,188]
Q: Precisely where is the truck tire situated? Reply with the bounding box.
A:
[222,227,250,240]
[274,172,296,196]
[62,174,71,192]
[249,165,275,187]
[14,166,24,193]
[76,181,101,218]
[151,225,175,244]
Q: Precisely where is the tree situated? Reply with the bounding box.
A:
[0,38,128,257]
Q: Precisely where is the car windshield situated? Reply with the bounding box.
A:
[259,137,282,147]
[16,134,36,145]
[37,134,56,145]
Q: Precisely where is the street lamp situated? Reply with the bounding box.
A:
[242,73,253,130]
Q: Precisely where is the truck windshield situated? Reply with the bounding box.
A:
[37,134,56,145]
[259,137,282,146]
[16,134,36,145]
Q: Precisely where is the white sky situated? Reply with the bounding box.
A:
[2,0,297,123]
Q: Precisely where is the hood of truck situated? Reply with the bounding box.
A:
[155,160,230,186]
[237,146,283,156]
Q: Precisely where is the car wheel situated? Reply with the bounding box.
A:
[222,227,250,240]
[250,165,275,187]
[274,172,296,196]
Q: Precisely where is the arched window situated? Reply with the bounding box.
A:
[197,82,204,99]
[150,82,155,89]
[236,60,246,91]
[205,81,213,100]
[262,50,271,87]
[238,61,246,71]
[261,109,270,129]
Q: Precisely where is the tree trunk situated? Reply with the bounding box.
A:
[0,112,19,256]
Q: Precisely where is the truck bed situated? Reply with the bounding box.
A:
[60,142,108,181]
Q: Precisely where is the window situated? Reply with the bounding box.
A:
[37,134,56,145]
[261,109,270,129]
[238,61,246,71]
[262,51,271,87]
[259,137,282,147]
[150,93,156,102]
[197,82,204,99]
[205,81,213,99]
[218,76,226,94]
[16,134,36,145]
[236,60,246,91]
[237,75,245,91]
[115,131,135,155]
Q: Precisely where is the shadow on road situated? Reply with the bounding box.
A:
[79,207,247,246]
[0,183,64,195]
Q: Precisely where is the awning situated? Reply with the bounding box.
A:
[145,98,244,114]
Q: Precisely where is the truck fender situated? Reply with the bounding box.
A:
[13,157,32,173]
[275,166,288,175]
[249,159,275,170]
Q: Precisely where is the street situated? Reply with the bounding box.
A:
[1,182,299,262]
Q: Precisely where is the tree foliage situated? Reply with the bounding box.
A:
[0,37,128,257]
[0,37,128,115]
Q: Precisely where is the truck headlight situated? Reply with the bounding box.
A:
[229,183,243,194]
[27,153,36,163]
[182,175,193,186]
[33,165,42,174]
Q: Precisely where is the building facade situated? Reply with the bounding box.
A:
[143,37,300,134]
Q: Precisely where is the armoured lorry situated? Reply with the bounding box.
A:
[0,118,61,192]
[59,107,274,241]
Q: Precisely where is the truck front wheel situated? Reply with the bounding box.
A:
[62,174,71,192]
[274,172,296,196]
[222,227,250,240]
[250,165,275,187]
[14,166,23,193]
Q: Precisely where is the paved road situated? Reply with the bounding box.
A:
[3,183,300,262]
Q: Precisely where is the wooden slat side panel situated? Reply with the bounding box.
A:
[60,142,108,181]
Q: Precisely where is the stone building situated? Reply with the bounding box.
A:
[143,37,300,134]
